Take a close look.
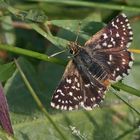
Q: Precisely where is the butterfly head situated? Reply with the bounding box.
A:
[68,42,80,55]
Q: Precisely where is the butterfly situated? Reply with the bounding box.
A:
[51,13,133,110]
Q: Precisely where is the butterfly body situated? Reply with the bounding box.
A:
[51,13,133,110]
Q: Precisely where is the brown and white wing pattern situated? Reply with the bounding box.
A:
[51,13,133,110]
[51,61,107,110]
[84,13,133,82]
[51,61,84,110]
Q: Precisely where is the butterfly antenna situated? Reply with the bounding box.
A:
[75,21,81,43]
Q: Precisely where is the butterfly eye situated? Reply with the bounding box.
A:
[69,49,74,54]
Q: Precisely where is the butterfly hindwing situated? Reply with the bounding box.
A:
[79,71,107,110]
[93,50,133,81]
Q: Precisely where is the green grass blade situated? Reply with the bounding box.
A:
[0,44,66,66]
[39,0,140,12]
[111,88,140,116]
[112,82,140,97]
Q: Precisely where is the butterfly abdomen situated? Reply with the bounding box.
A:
[74,49,109,82]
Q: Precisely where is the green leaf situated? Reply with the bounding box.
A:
[49,19,104,42]
[4,57,46,117]
[12,104,140,140]
[0,62,16,82]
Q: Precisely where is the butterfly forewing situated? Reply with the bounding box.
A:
[84,13,133,82]
[85,13,133,50]
[51,61,84,110]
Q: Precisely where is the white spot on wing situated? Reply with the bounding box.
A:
[122,61,126,65]
[107,61,111,65]
[61,105,64,110]
[112,21,119,29]
[116,18,119,22]
[129,61,133,67]
[103,33,108,39]
[64,106,67,110]
[93,104,98,107]
[116,32,120,37]
[111,37,114,42]
[126,23,130,27]
[116,68,120,71]
[69,106,73,110]
[54,95,59,98]
[109,55,113,61]
[57,89,65,96]
[126,42,131,48]
[108,44,112,48]
[74,97,78,101]
[66,78,71,83]
[77,82,80,87]
[84,106,92,110]
[69,92,73,96]
[125,18,128,22]
[112,41,116,45]
[129,31,133,35]
[102,42,107,46]
[121,13,127,18]
[85,84,90,87]
[76,88,80,91]
[72,86,76,89]
[56,105,60,109]
[51,102,55,107]
[74,77,78,82]
[61,92,65,96]
[57,89,62,93]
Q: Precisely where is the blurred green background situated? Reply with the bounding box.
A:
[0,0,140,140]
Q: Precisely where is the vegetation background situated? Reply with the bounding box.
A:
[0,0,140,140]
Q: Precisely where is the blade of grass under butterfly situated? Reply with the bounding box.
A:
[112,82,140,97]
[111,88,140,116]
[0,83,13,135]
[0,44,66,66]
